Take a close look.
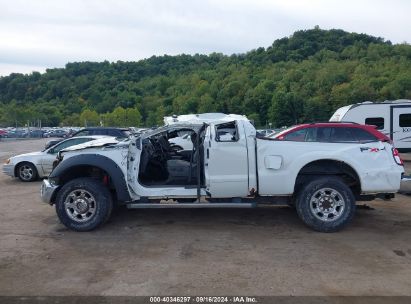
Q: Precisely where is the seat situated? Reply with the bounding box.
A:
[166,132,198,185]
[167,159,191,178]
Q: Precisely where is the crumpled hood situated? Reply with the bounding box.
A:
[61,137,120,152]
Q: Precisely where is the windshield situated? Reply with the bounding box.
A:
[47,138,94,153]
[273,126,300,138]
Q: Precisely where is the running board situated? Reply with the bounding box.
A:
[126,203,255,209]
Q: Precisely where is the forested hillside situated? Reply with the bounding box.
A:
[1,27,411,127]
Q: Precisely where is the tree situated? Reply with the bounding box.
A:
[0,28,409,127]
[79,109,100,127]
[103,106,142,127]
[269,91,304,127]
[61,113,80,126]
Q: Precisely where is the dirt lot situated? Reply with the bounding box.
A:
[0,138,410,296]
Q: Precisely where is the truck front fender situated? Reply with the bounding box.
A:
[50,154,132,202]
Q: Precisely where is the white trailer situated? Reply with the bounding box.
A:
[330,100,411,152]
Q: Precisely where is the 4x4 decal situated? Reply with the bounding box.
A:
[360,147,385,152]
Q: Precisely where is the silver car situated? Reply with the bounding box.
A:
[3,136,116,182]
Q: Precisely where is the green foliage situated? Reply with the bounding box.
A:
[102,106,142,127]
[0,28,410,127]
[79,109,100,127]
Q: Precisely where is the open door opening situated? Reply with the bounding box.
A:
[138,126,206,187]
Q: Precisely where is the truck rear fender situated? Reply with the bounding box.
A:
[294,159,362,196]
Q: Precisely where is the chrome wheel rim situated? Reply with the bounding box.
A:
[64,189,97,222]
[309,187,345,222]
[19,165,34,180]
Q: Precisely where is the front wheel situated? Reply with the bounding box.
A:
[55,178,113,231]
[295,176,356,232]
[17,162,38,182]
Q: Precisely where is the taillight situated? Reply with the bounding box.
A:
[392,148,403,166]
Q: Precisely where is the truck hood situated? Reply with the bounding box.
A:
[61,137,120,152]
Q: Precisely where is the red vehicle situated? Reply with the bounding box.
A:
[272,122,391,143]
[0,129,7,137]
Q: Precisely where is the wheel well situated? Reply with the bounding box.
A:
[57,165,114,195]
[14,161,36,177]
[295,160,361,196]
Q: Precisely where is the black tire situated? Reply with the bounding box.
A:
[295,176,356,232]
[17,162,38,182]
[55,178,113,232]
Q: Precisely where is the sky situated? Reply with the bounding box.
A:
[0,0,410,76]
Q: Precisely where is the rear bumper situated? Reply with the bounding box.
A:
[40,179,59,205]
[400,175,411,194]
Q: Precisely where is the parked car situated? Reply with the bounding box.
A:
[24,129,47,138]
[256,129,274,137]
[3,129,26,138]
[272,122,391,143]
[44,129,68,138]
[330,99,411,152]
[45,127,131,149]
[3,136,118,182]
[0,129,6,138]
[41,113,406,233]
[169,132,194,151]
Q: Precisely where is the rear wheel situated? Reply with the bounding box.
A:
[295,176,355,232]
[17,162,38,182]
[55,178,113,231]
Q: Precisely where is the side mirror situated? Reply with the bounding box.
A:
[47,149,54,154]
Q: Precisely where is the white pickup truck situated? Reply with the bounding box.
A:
[41,113,405,232]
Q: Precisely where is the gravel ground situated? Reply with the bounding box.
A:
[0,138,410,296]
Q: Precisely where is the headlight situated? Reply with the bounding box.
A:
[48,177,59,186]
[4,158,10,165]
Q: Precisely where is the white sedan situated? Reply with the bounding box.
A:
[169,133,193,151]
[2,136,118,182]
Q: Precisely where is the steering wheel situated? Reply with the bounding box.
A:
[145,140,155,156]
[150,138,167,162]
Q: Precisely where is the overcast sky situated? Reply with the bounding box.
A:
[0,0,410,76]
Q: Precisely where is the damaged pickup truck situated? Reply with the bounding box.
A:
[41,113,405,232]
